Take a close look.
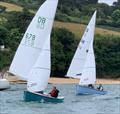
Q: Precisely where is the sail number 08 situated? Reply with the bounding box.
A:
[37,17,46,29]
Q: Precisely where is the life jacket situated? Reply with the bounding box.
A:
[49,89,59,98]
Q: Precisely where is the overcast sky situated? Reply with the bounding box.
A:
[98,0,118,6]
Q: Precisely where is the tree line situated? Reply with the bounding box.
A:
[0,0,120,78]
[1,0,120,28]
[0,26,120,78]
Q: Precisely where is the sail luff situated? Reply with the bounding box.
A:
[66,11,96,79]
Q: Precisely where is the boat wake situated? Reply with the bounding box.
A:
[93,95,120,101]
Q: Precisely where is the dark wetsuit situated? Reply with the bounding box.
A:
[97,85,103,91]
[88,84,94,88]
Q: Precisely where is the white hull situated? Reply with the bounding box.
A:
[0,79,10,90]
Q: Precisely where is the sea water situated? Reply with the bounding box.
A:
[0,84,120,114]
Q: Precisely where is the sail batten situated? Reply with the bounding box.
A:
[20,44,43,50]
[32,67,50,70]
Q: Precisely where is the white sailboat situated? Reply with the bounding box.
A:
[9,0,58,80]
[0,72,10,90]
[9,0,64,102]
[66,11,107,95]
[0,46,10,90]
[0,78,10,90]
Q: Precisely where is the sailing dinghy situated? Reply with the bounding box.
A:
[9,0,64,103]
[66,11,107,95]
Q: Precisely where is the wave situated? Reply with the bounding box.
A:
[93,95,120,101]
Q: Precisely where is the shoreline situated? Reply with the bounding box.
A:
[49,77,120,84]
[5,75,120,84]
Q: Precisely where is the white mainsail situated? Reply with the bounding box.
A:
[27,35,50,92]
[9,0,58,80]
[66,11,96,83]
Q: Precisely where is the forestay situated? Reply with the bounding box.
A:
[27,35,50,92]
[9,0,58,80]
[66,11,96,79]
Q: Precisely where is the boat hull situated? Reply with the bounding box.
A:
[0,79,10,90]
[76,85,107,95]
[24,91,64,103]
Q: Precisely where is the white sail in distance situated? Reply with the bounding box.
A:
[27,35,50,92]
[66,11,96,79]
[79,42,96,85]
[9,0,58,80]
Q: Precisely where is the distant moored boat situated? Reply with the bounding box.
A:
[0,79,10,90]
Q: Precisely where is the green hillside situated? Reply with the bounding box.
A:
[54,21,120,38]
[0,1,120,78]
[0,2,120,38]
[0,2,23,12]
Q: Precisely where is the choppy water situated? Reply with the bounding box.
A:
[0,84,120,114]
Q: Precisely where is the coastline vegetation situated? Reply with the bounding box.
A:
[0,0,120,78]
